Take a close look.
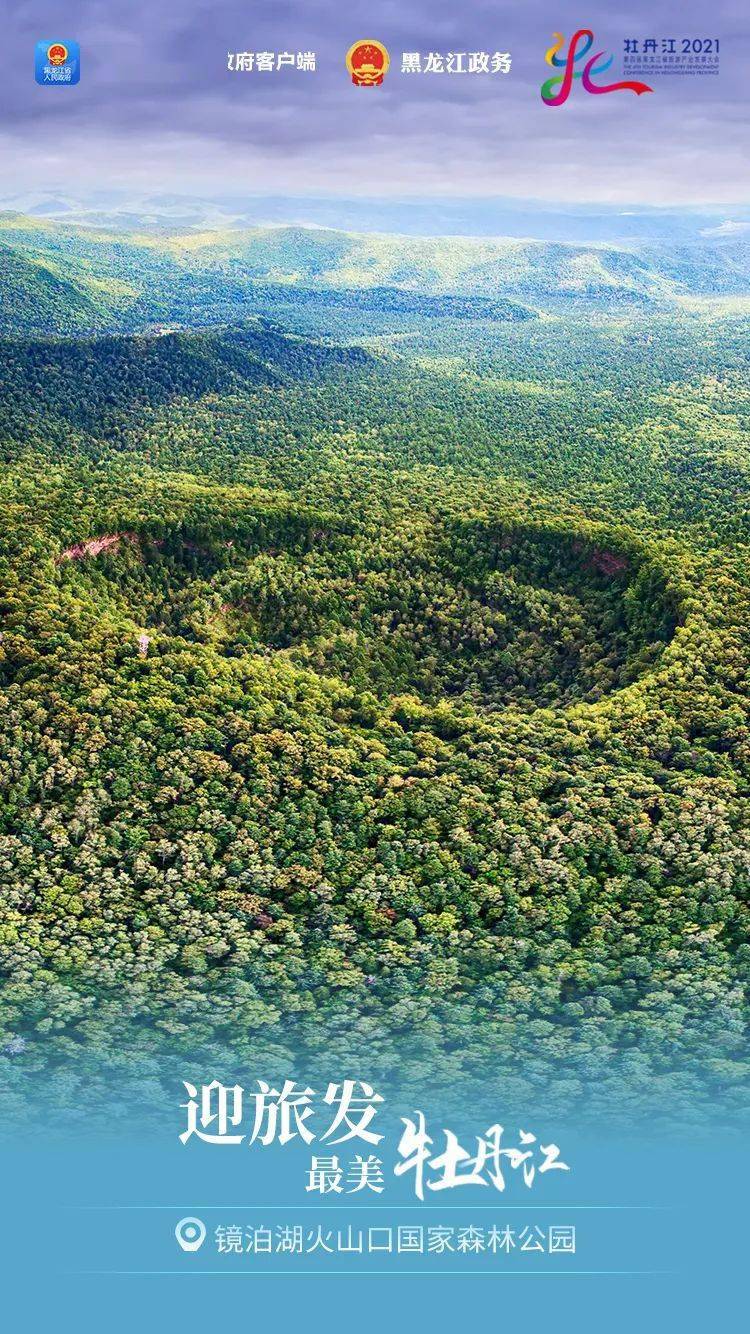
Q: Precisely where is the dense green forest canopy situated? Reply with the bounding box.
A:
[0,215,749,1126]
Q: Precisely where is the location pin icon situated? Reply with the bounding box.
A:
[175,1216,207,1252]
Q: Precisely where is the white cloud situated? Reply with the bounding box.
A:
[700,220,750,237]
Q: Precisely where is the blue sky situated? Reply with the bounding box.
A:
[1,0,748,207]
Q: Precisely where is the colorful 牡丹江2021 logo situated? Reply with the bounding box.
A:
[35,40,80,86]
[541,29,652,105]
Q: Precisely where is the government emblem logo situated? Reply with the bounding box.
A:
[346,40,390,86]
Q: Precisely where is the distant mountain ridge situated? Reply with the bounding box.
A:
[3,189,750,243]
[1,214,750,338]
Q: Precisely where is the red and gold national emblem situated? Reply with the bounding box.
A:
[47,42,69,67]
[346,39,390,86]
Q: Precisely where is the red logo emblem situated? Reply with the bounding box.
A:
[346,40,390,87]
[47,42,69,67]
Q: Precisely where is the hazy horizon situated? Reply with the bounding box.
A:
[3,188,750,246]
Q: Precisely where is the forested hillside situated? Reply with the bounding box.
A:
[0,221,749,1127]
[3,213,750,338]
[0,244,128,334]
